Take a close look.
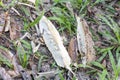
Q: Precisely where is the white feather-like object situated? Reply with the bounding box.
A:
[39,16,72,70]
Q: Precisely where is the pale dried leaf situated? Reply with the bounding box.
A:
[7,70,17,77]
[82,19,96,63]
[36,71,59,79]
[0,13,5,32]
[0,12,10,33]
[11,7,21,16]
[39,16,72,71]
[28,0,35,4]
[0,67,12,80]
[31,41,40,53]
[76,16,87,65]
[76,15,96,65]
[76,16,87,54]
[5,13,10,32]
[18,2,35,9]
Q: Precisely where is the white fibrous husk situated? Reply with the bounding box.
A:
[76,15,96,65]
[39,16,72,71]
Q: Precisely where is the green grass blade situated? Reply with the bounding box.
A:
[116,47,120,61]
[99,15,113,29]
[98,69,108,80]
[107,16,120,43]
[108,50,117,78]
[0,53,13,68]
[91,61,105,69]
[59,72,65,80]
[49,17,64,24]
[25,11,44,30]
[97,52,107,62]
[79,0,89,13]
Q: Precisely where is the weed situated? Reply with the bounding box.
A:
[16,40,32,68]
[0,46,13,69]
[0,1,3,7]
[50,6,76,34]
[91,15,120,80]
[99,15,120,44]
[36,53,48,71]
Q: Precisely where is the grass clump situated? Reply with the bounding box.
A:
[16,40,32,68]
[91,15,120,80]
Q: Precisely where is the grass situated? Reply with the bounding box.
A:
[49,5,76,34]
[16,40,32,68]
[49,0,91,34]
[90,14,120,79]
[0,46,13,69]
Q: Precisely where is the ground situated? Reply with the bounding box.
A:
[0,0,120,80]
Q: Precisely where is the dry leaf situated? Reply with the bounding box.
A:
[7,70,18,77]
[28,0,35,4]
[31,41,40,53]
[0,11,10,33]
[36,71,59,79]
[68,36,78,62]
[0,67,12,80]
[76,15,96,65]
[10,18,21,40]
[39,16,72,71]
[11,7,21,16]
[4,11,10,32]
[0,47,19,75]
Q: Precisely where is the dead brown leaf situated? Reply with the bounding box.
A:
[10,17,21,40]
[83,19,96,63]
[68,36,78,63]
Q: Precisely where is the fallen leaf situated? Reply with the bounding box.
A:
[28,0,35,4]
[76,15,96,65]
[0,11,10,33]
[36,71,59,79]
[10,18,21,40]
[4,11,10,32]
[0,67,12,80]
[0,46,19,75]
[39,16,72,71]
[68,36,78,63]
[31,41,40,53]
[7,70,17,77]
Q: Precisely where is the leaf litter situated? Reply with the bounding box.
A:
[39,16,72,72]
[76,15,96,65]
